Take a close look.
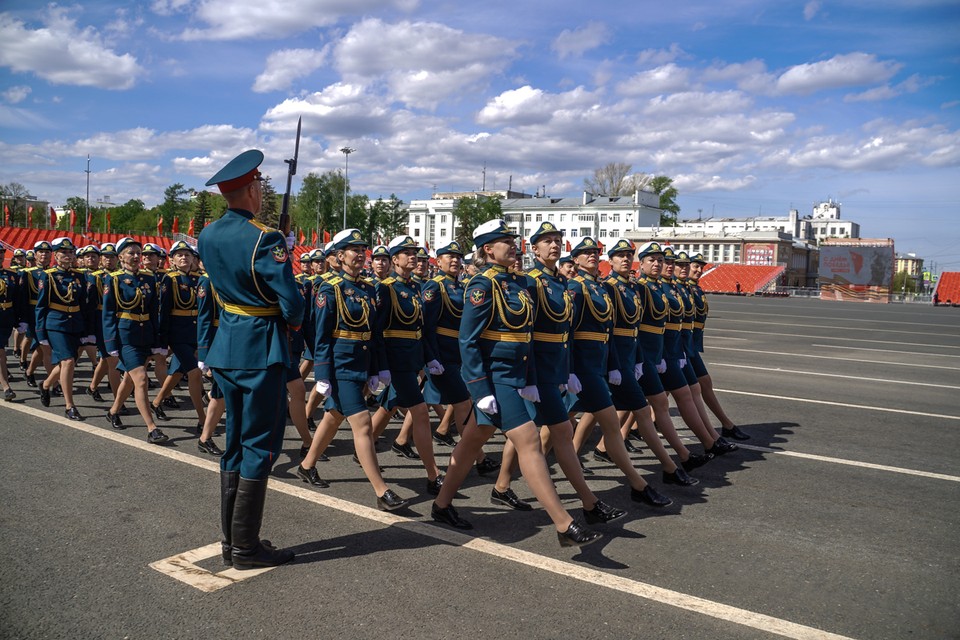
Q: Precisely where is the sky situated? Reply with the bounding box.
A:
[1,0,958,271]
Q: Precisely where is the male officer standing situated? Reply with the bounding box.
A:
[199,149,304,570]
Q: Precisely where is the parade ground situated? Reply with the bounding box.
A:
[1,295,957,640]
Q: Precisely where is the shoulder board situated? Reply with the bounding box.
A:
[320,272,335,281]
[24,266,38,272]
[573,275,585,282]
[431,274,445,283]
[327,276,343,286]
[481,268,499,279]
[363,276,375,285]
[142,269,155,276]
[247,218,271,232]
[109,269,125,277]
[44,267,57,274]
[527,268,542,278]
[381,277,395,285]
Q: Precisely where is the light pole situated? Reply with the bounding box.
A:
[85,155,91,233]
[340,146,354,230]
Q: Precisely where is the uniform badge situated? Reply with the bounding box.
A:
[38,279,44,290]
[470,289,485,305]
[197,286,206,298]
[272,246,288,262]
[103,285,110,296]
[316,294,326,309]
[123,278,132,285]
[400,291,409,299]
[345,288,355,297]
[423,289,435,301]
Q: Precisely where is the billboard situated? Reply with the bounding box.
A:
[819,244,894,302]
[744,243,776,266]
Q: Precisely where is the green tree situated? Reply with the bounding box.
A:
[256,175,280,228]
[191,190,214,234]
[108,199,147,234]
[368,194,406,244]
[893,271,918,294]
[57,196,87,231]
[649,175,680,226]
[1,182,29,226]
[453,195,502,249]
[158,183,190,234]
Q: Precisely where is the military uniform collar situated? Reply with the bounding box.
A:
[487,264,509,274]
[340,272,360,282]
[392,272,411,284]
[438,270,456,280]
[615,273,631,284]
[577,269,597,281]
[533,260,556,277]
[232,208,255,219]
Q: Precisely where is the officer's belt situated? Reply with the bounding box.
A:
[50,303,80,313]
[0,301,13,310]
[480,330,530,343]
[573,331,608,343]
[436,327,460,339]
[639,324,665,335]
[221,302,281,317]
[682,322,694,330]
[693,322,705,329]
[213,320,219,327]
[532,331,567,343]
[613,327,637,337]
[383,329,421,340]
[118,312,150,322]
[333,329,371,341]
[29,298,38,306]
[171,309,198,317]
[664,322,681,331]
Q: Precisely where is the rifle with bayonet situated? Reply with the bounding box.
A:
[279,115,302,236]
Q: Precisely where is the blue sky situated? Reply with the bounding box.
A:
[2,0,958,271]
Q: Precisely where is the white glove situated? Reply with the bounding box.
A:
[657,359,667,374]
[378,370,392,387]
[198,361,210,374]
[477,395,499,415]
[566,373,583,395]
[315,380,332,396]
[151,347,167,356]
[426,359,444,375]
[366,374,379,390]
[286,231,296,251]
[80,334,95,345]
[608,370,622,386]
[40,339,49,346]
[518,385,540,403]
[679,358,687,368]
[634,363,644,380]
[108,350,119,358]
[17,322,28,333]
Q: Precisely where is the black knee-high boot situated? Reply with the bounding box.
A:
[220,471,240,565]
[230,478,295,570]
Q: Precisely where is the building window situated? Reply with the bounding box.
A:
[599,229,608,238]
[440,215,447,223]
[612,214,620,222]
[536,213,542,222]
[560,214,566,222]
[601,214,608,223]
[569,229,578,237]
[525,213,531,222]
[414,228,420,237]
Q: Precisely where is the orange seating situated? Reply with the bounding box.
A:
[698,264,784,294]
[934,272,960,305]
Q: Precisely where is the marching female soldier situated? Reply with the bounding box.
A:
[36,237,92,420]
[431,220,601,547]
[85,242,122,403]
[102,237,169,443]
[300,229,410,510]
[0,246,20,401]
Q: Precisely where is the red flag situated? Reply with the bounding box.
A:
[3,204,8,226]
[157,215,163,235]
[298,229,306,244]
[50,206,57,228]
[70,209,76,227]
[27,205,33,226]
[323,230,331,243]
[172,216,179,234]
[188,218,195,236]
[106,210,111,232]
[85,210,91,233]
[312,230,318,245]
[204,220,210,228]
[520,238,526,253]
[565,240,572,251]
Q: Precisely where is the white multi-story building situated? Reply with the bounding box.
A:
[405,189,664,250]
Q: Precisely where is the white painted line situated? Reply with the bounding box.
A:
[733,444,960,483]
[708,318,954,338]
[710,362,960,390]
[708,346,960,371]
[713,309,960,330]
[705,336,749,341]
[810,344,960,359]
[708,328,960,350]
[149,542,276,592]
[715,388,960,421]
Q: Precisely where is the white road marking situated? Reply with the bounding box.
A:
[713,309,960,330]
[708,346,960,371]
[708,328,960,350]
[708,318,955,338]
[709,362,960,390]
[0,402,897,640]
[810,344,960,359]
[149,542,276,592]
[715,388,960,421]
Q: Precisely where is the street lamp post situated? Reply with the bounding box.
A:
[340,146,354,230]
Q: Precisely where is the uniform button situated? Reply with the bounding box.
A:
[362,346,367,351]
[522,356,527,361]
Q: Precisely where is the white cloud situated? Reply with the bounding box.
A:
[636,44,687,66]
[2,85,31,104]
[803,1,821,21]
[177,0,419,41]
[643,91,753,117]
[616,63,692,96]
[552,21,609,59]
[0,105,53,129]
[261,84,394,139]
[333,18,518,109]
[476,85,599,127]
[0,7,143,90]
[675,173,757,192]
[253,48,328,93]
[776,53,902,96]
[844,73,938,103]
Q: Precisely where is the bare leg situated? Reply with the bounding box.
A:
[436,404,454,436]
[631,408,681,473]
[547,419,600,510]
[689,382,721,439]
[494,438,519,492]
[302,410,343,468]
[647,392,694,461]
[668,385,717,448]
[346,410,390,496]
[508,423,574,532]
[406,402,440,481]
[126,367,159,432]
[154,371,182,406]
[435,422,494,507]
[394,408,414,446]
[571,412,596,453]
[592,406,649,491]
[59,358,77,409]
[699,374,736,428]
[199,396,225,443]
[186,368,207,423]
[287,379,312,448]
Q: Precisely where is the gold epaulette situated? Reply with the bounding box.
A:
[527,268,542,278]
[321,272,336,281]
[481,268,499,279]
[247,218,272,232]
[142,269,155,276]
[363,276,375,285]
[431,274,445,283]
[44,267,57,274]
[573,275,585,282]
[109,269,124,277]
[327,276,342,286]
[381,277,396,285]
